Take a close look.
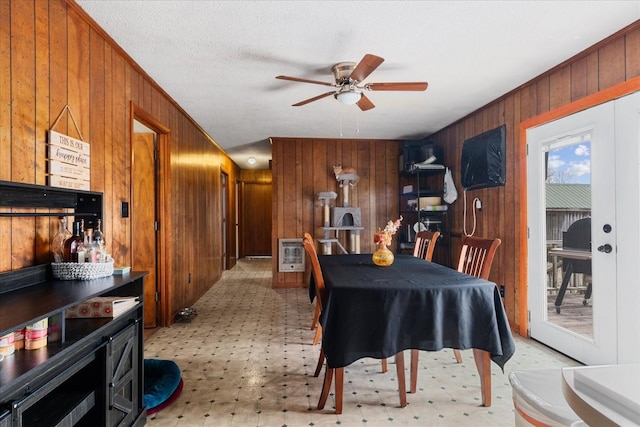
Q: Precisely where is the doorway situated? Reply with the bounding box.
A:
[221,171,228,270]
[242,182,272,256]
[527,101,617,365]
[131,104,170,328]
[132,126,157,328]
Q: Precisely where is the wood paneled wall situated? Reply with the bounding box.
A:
[0,0,239,325]
[427,22,640,333]
[271,22,640,334]
[240,169,272,183]
[271,137,402,287]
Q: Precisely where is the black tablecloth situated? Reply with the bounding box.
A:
[313,254,515,370]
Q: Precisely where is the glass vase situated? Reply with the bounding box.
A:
[372,242,394,266]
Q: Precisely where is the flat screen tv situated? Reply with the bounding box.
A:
[460,125,506,190]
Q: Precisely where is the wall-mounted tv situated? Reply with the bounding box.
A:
[460,125,506,190]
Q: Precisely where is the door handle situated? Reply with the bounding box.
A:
[597,244,612,253]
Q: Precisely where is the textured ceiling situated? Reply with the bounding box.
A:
[75,1,639,169]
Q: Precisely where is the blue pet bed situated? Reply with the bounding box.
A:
[144,359,182,414]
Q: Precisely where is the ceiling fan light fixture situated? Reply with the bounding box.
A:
[247,156,256,165]
[336,91,362,105]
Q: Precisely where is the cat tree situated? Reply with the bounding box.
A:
[316,170,363,254]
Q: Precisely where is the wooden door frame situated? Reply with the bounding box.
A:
[517,76,640,337]
[130,102,172,327]
[236,179,241,262]
[220,167,230,270]
[238,181,245,258]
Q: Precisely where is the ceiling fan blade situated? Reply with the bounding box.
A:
[357,94,375,111]
[350,54,384,82]
[276,75,335,86]
[366,82,428,91]
[292,91,335,106]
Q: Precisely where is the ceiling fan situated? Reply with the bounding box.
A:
[276,54,428,111]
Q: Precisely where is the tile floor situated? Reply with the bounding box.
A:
[144,258,580,427]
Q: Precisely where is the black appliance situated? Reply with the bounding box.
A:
[554,217,592,313]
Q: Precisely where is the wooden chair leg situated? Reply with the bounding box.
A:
[312,324,322,346]
[317,366,333,410]
[334,367,344,414]
[317,366,344,414]
[410,349,419,393]
[395,352,407,407]
[472,349,491,407]
[314,348,325,377]
[310,298,320,329]
[381,358,387,373]
[453,349,463,363]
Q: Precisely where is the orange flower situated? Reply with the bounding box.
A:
[374,216,402,246]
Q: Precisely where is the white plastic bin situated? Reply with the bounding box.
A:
[509,369,587,427]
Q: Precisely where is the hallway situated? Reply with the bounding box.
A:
[144,258,579,426]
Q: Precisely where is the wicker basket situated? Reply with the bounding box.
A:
[51,261,114,280]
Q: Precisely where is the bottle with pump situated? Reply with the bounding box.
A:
[92,219,106,262]
[93,219,104,248]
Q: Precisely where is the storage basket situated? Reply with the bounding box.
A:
[51,261,114,280]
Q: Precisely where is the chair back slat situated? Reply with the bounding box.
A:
[302,233,325,304]
[413,230,441,261]
[457,235,501,280]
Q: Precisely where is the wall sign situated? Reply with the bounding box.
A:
[47,130,91,190]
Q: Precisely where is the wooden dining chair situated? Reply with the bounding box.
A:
[302,234,407,414]
[409,235,501,393]
[302,234,328,375]
[413,230,441,261]
[304,232,323,346]
[451,235,501,364]
[304,232,387,372]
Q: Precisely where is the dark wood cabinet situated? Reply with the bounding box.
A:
[0,181,146,426]
[105,319,140,426]
[0,271,147,427]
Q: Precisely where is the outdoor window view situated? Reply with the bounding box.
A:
[545,139,593,337]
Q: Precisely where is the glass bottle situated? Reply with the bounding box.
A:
[51,216,71,263]
[63,221,85,262]
[93,219,105,249]
[83,227,95,263]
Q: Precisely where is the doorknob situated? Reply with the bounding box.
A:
[597,244,612,253]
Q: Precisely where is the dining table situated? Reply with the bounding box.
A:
[312,253,515,412]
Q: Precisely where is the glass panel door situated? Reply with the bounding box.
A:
[527,101,617,365]
[545,137,592,337]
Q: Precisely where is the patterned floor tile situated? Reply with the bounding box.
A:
[145,258,579,426]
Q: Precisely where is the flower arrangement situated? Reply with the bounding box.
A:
[373,216,403,246]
